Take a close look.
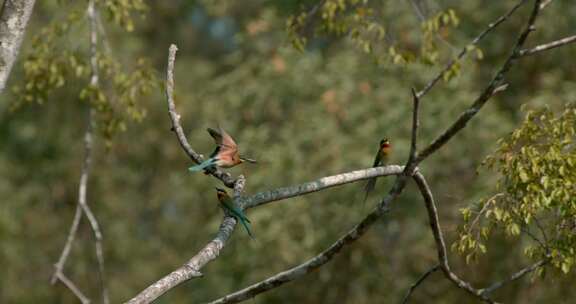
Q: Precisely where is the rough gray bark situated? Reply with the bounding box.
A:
[0,0,36,94]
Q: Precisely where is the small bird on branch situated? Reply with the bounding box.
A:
[215,188,254,239]
[188,127,256,172]
[363,138,391,203]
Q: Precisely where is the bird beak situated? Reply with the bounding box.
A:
[240,157,257,164]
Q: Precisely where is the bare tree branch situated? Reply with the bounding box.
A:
[127,44,406,304]
[204,80,427,304]
[0,0,36,93]
[85,3,109,303]
[416,0,542,164]
[479,258,549,296]
[539,0,553,9]
[416,0,528,98]
[244,165,405,209]
[51,204,83,284]
[401,264,440,304]
[126,176,247,304]
[413,170,549,303]
[413,172,497,303]
[519,34,576,57]
[407,88,420,166]
[51,2,109,303]
[207,174,410,304]
[128,1,563,302]
[165,44,237,188]
[55,272,91,304]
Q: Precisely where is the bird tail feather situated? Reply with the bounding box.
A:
[188,158,216,172]
[230,206,254,239]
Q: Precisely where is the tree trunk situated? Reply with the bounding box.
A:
[0,0,36,94]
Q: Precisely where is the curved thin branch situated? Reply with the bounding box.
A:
[413,172,496,303]
[416,0,542,164]
[55,272,90,304]
[416,0,529,98]
[126,176,247,304]
[51,204,83,284]
[165,44,236,188]
[0,0,36,93]
[51,2,109,303]
[85,3,109,303]
[479,258,549,296]
[401,264,440,304]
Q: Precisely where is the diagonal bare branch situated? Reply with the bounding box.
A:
[126,176,247,304]
[207,173,410,304]
[55,272,91,304]
[413,171,496,303]
[165,44,237,188]
[479,258,549,296]
[416,0,543,164]
[401,264,440,304]
[416,0,529,98]
[51,2,109,303]
[51,204,83,284]
[519,34,576,57]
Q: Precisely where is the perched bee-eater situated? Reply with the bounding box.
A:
[215,188,254,238]
[189,127,256,172]
[363,138,392,203]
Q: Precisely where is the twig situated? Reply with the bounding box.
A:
[539,0,553,9]
[165,44,237,188]
[126,176,247,304]
[85,2,109,303]
[55,272,91,304]
[408,0,457,52]
[51,2,109,302]
[416,0,542,164]
[244,165,405,209]
[479,258,549,296]
[416,0,529,98]
[406,88,420,168]
[467,193,504,235]
[51,204,83,284]
[519,34,576,57]
[297,0,327,39]
[413,172,496,303]
[51,109,99,302]
[401,264,440,304]
[412,172,548,303]
[206,174,409,304]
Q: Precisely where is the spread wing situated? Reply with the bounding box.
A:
[207,127,238,158]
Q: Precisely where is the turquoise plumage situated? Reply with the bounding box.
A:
[216,188,254,239]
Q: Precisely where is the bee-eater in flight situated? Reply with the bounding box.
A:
[363,138,391,203]
[188,127,256,172]
[215,188,254,238]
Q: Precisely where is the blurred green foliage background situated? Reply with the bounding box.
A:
[1,0,575,303]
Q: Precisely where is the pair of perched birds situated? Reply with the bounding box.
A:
[189,127,391,238]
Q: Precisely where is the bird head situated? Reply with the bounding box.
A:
[215,187,229,200]
[380,138,391,148]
